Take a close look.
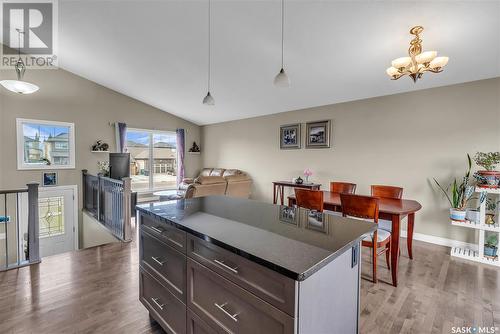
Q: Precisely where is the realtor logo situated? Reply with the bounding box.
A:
[1,0,58,68]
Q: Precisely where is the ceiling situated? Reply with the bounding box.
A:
[58,1,500,125]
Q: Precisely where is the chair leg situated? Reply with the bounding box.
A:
[372,232,378,284]
[385,242,391,270]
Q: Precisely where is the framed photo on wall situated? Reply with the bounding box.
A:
[42,172,58,186]
[280,123,301,149]
[306,120,331,148]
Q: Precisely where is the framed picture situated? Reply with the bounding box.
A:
[278,206,298,226]
[16,118,76,170]
[306,211,329,234]
[280,124,301,149]
[306,120,331,148]
[42,172,58,186]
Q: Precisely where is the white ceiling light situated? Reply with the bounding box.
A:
[273,0,290,88]
[202,0,215,105]
[0,29,39,94]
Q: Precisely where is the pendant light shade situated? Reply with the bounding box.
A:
[273,68,290,87]
[274,0,290,87]
[203,0,215,105]
[0,30,39,94]
[0,79,39,94]
[202,91,215,105]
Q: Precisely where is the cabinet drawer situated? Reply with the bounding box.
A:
[140,268,186,334]
[187,309,218,334]
[141,213,186,253]
[187,259,294,334]
[187,235,295,316]
[141,230,187,302]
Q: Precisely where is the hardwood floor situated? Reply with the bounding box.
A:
[0,229,498,334]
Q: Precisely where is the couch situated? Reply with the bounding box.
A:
[179,168,252,199]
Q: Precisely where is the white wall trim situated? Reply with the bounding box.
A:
[39,184,79,250]
[401,229,476,250]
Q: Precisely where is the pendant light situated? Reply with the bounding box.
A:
[273,0,290,87]
[202,0,215,105]
[0,29,39,94]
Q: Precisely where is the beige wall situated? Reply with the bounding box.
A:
[202,78,500,243]
[0,68,201,241]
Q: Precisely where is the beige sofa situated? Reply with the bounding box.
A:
[180,168,252,199]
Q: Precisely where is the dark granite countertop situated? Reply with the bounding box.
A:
[136,196,376,281]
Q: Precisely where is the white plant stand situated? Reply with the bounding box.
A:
[450,187,500,267]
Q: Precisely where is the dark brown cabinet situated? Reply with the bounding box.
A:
[187,234,295,316]
[140,268,187,334]
[141,230,187,302]
[187,258,294,334]
[139,210,361,334]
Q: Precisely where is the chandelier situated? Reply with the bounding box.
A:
[386,26,449,83]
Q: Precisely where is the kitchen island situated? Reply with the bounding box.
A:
[136,196,375,334]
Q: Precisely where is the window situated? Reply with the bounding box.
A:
[16,119,75,170]
[39,196,65,238]
[127,129,177,192]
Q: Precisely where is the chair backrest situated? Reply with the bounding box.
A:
[330,182,357,194]
[340,193,379,223]
[295,189,324,212]
[371,185,403,199]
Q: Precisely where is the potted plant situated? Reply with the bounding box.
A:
[473,152,500,188]
[484,234,498,258]
[485,198,499,225]
[434,154,473,222]
[465,191,487,223]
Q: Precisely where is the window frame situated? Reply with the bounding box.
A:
[127,127,177,193]
[16,118,76,170]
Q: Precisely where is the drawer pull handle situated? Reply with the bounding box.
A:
[151,256,165,266]
[213,259,239,274]
[151,297,165,310]
[150,226,164,234]
[214,302,239,322]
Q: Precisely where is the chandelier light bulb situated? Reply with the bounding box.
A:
[430,56,449,69]
[415,51,437,64]
[391,57,411,70]
[386,26,449,83]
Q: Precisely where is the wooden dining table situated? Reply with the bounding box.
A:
[288,191,422,287]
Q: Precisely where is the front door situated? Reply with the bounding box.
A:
[39,187,76,257]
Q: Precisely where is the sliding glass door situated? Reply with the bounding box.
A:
[127,129,177,192]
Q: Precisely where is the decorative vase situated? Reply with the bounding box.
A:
[466,209,481,223]
[475,170,500,188]
[484,245,498,257]
[450,208,467,221]
[304,175,309,184]
[485,214,496,225]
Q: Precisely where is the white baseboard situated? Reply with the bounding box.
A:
[400,230,477,250]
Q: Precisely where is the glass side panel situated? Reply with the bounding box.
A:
[39,196,65,238]
[153,133,177,190]
[127,131,151,192]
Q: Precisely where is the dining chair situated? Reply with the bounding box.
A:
[370,185,411,258]
[294,189,324,212]
[340,193,391,283]
[330,182,357,194]
[371,185,403,199]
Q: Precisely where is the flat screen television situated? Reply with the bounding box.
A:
[109,153,130,180]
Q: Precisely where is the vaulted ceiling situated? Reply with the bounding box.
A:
[58,1,500,125]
